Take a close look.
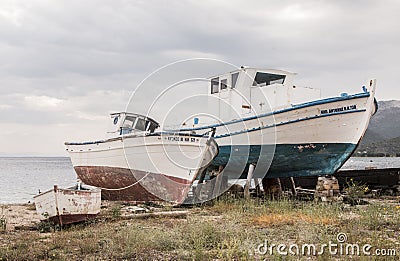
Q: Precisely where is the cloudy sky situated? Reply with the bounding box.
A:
[1,0,399,156]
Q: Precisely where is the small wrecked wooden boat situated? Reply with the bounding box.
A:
[34,184,101,225]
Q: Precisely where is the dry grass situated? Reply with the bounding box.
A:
[252,212,336,227]
[0,196,399,260]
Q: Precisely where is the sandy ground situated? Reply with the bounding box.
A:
[1,204,40,230]
[0,201,168,231]
[1,196,398,232]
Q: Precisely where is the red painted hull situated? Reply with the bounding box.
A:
[74,166,192,204]
[48,214,98,225]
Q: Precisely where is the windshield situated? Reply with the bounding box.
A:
[253,72,286,86]
[123,116,136,128]
[118,114,159,135]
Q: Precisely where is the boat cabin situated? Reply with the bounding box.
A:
[206,67,321,122]
[110,112,159,135]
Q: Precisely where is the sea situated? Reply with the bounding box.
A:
[0,157,76,204]
[1,157,400,204]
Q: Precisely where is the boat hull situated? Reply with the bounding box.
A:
[66,134,218,203]
[74,166,192,202]
[47,214,98,225]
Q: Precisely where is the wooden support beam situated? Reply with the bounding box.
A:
[244,164,255,199]
[290,177,297,197]
[194,169,207,201]
[212,166,228,198]
[121,211,188,220]
[212,172,223,198]
[254,178,262,196]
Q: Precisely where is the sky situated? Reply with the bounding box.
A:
[0,0,400,156]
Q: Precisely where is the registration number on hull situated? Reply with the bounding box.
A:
[321,105,356,115]
[165,136,199,142]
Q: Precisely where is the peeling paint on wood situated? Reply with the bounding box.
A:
[34,186,101,225]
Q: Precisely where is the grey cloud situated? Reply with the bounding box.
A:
[0,0,399,155]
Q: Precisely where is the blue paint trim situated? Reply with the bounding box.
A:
[148,132,205,137]
[214,109,366,139]
[65,138,122,146]
[177,92,370,132]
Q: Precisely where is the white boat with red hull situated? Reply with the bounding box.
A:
[65,113,218,204]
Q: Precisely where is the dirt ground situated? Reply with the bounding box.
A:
[1,204,40,230]
[1,197,399,260]
[1,196,400,231]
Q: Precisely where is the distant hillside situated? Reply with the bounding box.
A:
[355,100,400,156]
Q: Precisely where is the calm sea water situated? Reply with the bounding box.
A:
[0,157,76,204]
[341,157,400,170]
[1,157,400,204]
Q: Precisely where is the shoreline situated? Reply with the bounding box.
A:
[0,203,40,231]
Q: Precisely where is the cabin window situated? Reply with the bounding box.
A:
[123,116,136,128]
[231,72,239,89]
[211,77,219,94]
[147,122,158,133]
[221,79,227,90]
[252,72,286,87]
[135,118,146,131]
[113,116,119,125]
